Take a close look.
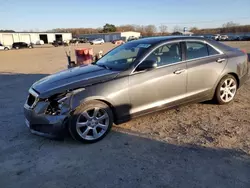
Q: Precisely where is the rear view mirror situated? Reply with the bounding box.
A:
[136,60,157,72]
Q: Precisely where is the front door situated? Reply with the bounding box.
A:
[128,42,187,115]
[185,41,227,98]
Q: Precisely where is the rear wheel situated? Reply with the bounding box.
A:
[15,46,19,49]
[4,47,9,50]
[69,101,113,143]
[214,75,238,104]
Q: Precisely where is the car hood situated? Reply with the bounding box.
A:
[32,64,120,98]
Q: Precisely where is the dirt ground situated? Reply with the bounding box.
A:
[0,41,250,188]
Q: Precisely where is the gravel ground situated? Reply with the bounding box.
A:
[0,42,250,188]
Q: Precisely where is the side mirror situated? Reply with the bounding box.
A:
[136,60,157,71]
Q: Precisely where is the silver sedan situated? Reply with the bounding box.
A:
[24,36,249,143]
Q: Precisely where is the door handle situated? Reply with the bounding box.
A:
[216,58,226,63]
[173,69,185,74]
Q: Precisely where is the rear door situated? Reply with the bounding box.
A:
[184,41,227,98]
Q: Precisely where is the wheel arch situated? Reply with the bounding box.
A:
[95,99,118,123]
[227,72,240,88]
[71,96,118,124]
[211,71,240,98]
[213,72,239,104]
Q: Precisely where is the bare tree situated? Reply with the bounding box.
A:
[144,25,157,36]
[222,21,240,28]
[173,25,182,32]
[189,27,199,34]
[133,25,145,34]
[159,24,168,35]
[116,25,136,32]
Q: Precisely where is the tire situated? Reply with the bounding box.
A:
[4,47,9,50]
[69,100,113,143]
[214,75,238,105]
[15,46,19,49]
[28,46,32,49]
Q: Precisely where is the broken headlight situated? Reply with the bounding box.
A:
[45,88,85,116]
[45,92,71,115]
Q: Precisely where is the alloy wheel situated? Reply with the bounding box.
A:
[76,107,109,141]
[219,78,237,103]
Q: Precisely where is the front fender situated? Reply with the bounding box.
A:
[69,81,130,122]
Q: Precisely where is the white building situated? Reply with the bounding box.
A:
[79,31,141,42]
[171,31,193,36]
[0,32,72,46]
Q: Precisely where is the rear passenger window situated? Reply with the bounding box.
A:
[186,42,208,60]
[207,44,220,55]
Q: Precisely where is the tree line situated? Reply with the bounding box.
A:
[0,30,15,32]
[190,22,250,34]
[48,24,168,37]
[2,22,250,36]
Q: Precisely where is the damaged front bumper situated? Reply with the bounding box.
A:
[24,88,71,138]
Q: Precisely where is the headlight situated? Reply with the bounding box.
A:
[45,93,71,115]
[45,88,85,115]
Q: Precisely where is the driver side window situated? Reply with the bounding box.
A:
[145,43,182,67]
[107,48,139,63]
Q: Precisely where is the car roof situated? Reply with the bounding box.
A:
[131,36,235,52]
[136,36,206,44]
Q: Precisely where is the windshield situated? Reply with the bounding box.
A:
[96,41,151,70]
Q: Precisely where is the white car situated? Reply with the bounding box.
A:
[90,38,104,45]
[36,40,45,45]
[220,35,229,41]
[212,34,221,41]
[0,43,10,50]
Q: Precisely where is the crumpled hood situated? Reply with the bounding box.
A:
[32,64,119,98]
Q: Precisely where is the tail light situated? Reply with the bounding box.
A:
[241,49,247,54]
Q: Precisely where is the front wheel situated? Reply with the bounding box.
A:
[69,101,113,143]
[214,75,238,105]
[4,47,9,50]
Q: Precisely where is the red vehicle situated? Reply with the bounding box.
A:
[112,40,125,45]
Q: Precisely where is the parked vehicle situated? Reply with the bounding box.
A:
[241,36,250,41]
[24,36,249,143]
[36,40,44,45]
[112,39,125,45]
[127,36,138,41]
[226,35,240,41]
[52,40,68,47]
[220,35,228,41]
[90,38,104,45]
[79,38,89,43]
[0,43,10,50]
[224,35,250,41]
[70,38,89,44]
[212,34,220,41]
[12,42,33,49]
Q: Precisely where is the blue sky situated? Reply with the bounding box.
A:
[0,0,250,31]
